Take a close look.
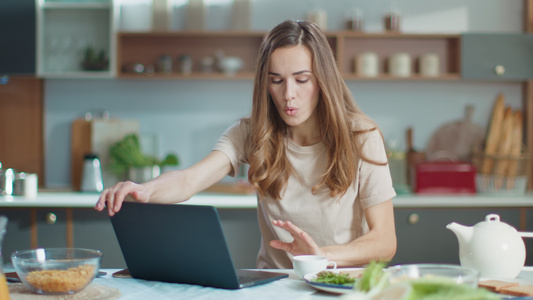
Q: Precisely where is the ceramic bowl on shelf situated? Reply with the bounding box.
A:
[387,264,480,288]
[11,248,102,294]
[218,56,243,76]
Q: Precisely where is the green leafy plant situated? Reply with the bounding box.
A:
[161,153,179,166]
[108,134,179,177]
[82,46,109,71]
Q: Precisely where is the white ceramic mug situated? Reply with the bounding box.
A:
[292,255,337,279]
[355,52,379,77]
[389,52,411,77]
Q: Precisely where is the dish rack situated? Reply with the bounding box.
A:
[471,148,531,195]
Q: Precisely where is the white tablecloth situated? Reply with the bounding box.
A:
[9,268,533,299]
[93,269,336,299]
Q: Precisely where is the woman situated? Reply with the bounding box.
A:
[95,20,397,269]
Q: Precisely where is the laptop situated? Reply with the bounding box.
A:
[109,201,288,289]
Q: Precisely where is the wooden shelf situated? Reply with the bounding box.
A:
[118,31,266,38]
[335,32,461,78]
[116,31,264,78]
[331,32,460,38]
[116,31,462,81]
[118,72,255,80]
[342,73,461,81]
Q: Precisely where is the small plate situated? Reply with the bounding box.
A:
[303,269,362,294]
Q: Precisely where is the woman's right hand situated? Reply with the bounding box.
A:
[94,181,150,216]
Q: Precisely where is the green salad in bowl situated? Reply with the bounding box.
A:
[338,262,501,300]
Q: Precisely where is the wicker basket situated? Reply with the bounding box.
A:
[471,148,531,195]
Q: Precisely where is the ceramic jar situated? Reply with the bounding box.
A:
[419,53,440,77]
[389,53,411,77]
[355,52,379,77]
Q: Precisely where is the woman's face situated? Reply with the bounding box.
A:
[267,45,320,130]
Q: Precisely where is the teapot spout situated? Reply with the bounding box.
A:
[446,222,473,247]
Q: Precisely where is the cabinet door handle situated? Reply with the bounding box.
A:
[45,212,57,224]
[494,65,505,76]
[408,213,419,225]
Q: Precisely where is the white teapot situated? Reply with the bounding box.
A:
[447,214,533,278]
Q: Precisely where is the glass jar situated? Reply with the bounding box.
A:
[345,7,363,31]
[384,11,401,31]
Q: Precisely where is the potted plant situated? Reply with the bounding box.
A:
[108,134,179,183]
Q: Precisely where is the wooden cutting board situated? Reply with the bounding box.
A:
[426,105,485,162]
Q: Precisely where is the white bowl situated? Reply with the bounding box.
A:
[219,57,243,75]
[387,264,480,287]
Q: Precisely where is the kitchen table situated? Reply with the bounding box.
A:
[6,269,337,300]
[93,269,327,300]
[9,268,533,300]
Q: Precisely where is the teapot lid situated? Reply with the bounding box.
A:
[474,214,516,231]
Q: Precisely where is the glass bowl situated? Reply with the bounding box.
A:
[387,264,480,288]
[11,248,102,294]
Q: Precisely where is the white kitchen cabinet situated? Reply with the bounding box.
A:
[36,0,117,78]
[461,33,533,81]
[1,208,68,267]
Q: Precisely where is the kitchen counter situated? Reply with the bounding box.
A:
[0,191,258,209]
[0,191,532,208]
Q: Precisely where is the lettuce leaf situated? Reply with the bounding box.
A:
[356,261,388,292]
[406,278,500,300]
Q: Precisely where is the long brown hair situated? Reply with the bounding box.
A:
[246,20,384,200]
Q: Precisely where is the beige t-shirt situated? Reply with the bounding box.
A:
[213,120,396,269]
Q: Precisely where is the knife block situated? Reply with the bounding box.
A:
[71,117,139,191]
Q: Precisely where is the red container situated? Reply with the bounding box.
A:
[413,161,476,194]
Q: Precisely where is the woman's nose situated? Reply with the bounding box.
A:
[284,81,294,101]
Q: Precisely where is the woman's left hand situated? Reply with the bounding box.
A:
[270,220,322,256]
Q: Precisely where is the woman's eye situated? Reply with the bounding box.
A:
[296,79,309,83]
[271,79,283,84]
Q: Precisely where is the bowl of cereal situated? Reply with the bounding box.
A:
[11,248,102,294]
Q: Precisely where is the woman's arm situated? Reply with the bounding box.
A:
[94,150,232,216]
[322,199,396,266]
[270,199,397,267]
